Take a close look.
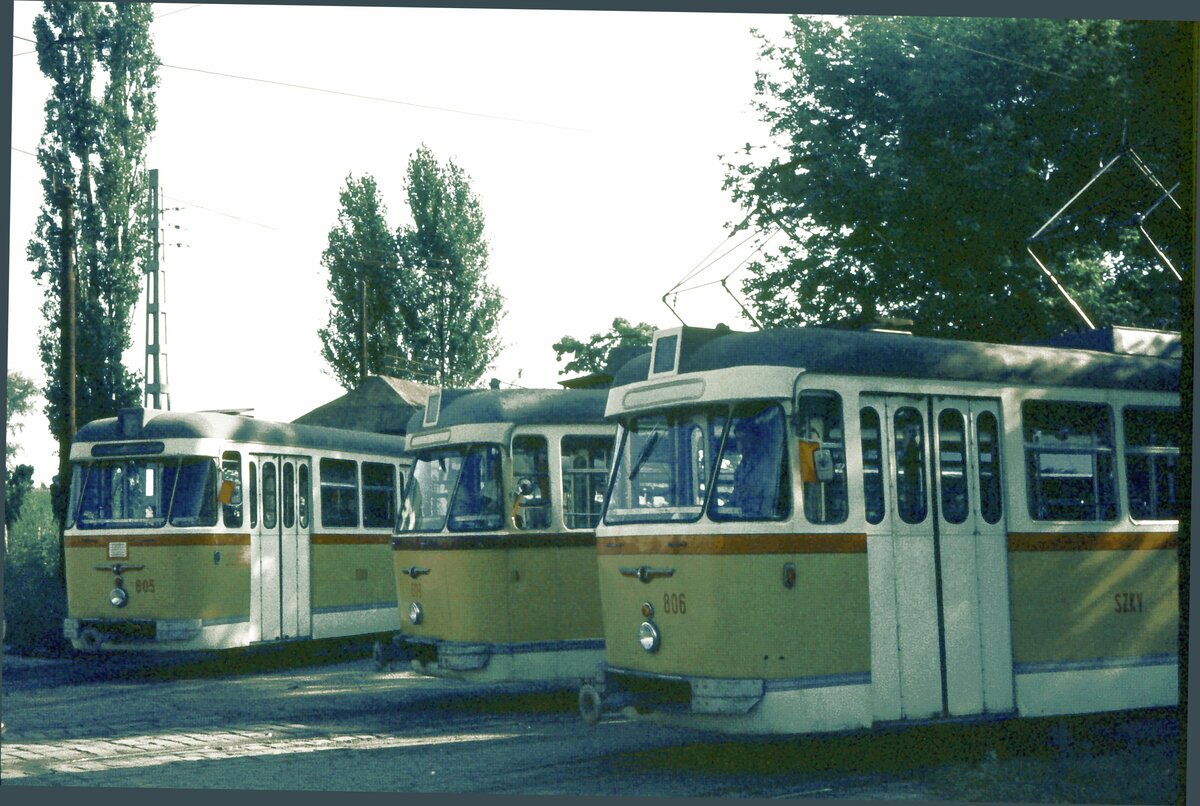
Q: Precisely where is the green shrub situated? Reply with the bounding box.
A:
[3,486,71,656]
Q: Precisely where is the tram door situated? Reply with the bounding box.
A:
[250,455,313,642]
[861,395,1013,723]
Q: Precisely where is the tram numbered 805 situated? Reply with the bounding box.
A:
[389,387,615,683]
[63,408,411,652]
[579,324,1181,733]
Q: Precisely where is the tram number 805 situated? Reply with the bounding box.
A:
[662,592,686,615]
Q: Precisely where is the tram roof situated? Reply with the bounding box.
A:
[610,326,1180,393]
[73,409,409,456]
[407,388,610,434]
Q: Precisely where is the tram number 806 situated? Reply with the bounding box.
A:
[662,592,686,615]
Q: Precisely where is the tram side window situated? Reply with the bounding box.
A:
[976,412,1003,525]
[562,435,613,529]
[894,408,928,524]
[795,391,847,525]
[1023,400,1116,521]
[938,409,969,525]
[221,452,243,528]
[362,462,396,528]
[512,436,551,530]
[262,462,278,529]
[710,403,791,522]
[298,464,311,528]
[249,463,258,528]
[860,408,885,525]
[320,459,360,528]
[1124,407,1182,521]
[283,463,296,528]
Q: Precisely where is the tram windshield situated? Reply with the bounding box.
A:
[69,457,219,529]
[605,402,790,524]
[398,445,503,533]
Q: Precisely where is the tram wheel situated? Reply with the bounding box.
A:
[578,683,603,726]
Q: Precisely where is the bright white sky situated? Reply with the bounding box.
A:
[7,2,800,485]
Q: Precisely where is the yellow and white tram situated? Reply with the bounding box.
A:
[581,324,1181,733]
[62,408,411,652]
[390,388,615,682]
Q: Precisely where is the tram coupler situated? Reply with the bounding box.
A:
[374,633,414,671]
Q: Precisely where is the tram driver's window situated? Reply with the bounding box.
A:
[795,391,847,524]
[1023,400,1116,521]
[709,403,791,522]
[1123,406,1182,521]
[221,451,243,528]
[512,436,551,530]
[320,459,360,527]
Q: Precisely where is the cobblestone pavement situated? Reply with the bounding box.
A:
[0,649,1180,802]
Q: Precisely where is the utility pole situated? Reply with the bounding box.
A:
[56,180,77,438]
[144,169,170,410]
[54,176,76,588]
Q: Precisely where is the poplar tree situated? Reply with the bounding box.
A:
[318,174,408,389]
[26,1,159,527]
[396,146,505,387]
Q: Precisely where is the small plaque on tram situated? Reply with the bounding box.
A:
[108,541,128,560]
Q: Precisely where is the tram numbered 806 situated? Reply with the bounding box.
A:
[389,387,615,683]
[579,324,1181,734]
[63,408,410,652]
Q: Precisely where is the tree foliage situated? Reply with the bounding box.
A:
[319,147,504,389]
[726,17,1193,342]
[26,1,159,525]
[6,371,40,467]
[318,175,409,390]
[553,317,657,376]
[396,146,505,387]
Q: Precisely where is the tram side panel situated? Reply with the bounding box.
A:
[309,457,408,640]
[1001,394,1181,718]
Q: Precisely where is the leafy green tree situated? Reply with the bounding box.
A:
[396,145,505,386]
[553,318,657,376]
[3,486,69,654]
[6,372,40,534]
[318,174,410,389]
[26,1,159,527]
[726,17,1192,342]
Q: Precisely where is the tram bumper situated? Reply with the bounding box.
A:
[581,668,765,723]
[393,635,492,672]
[64,617,203,649]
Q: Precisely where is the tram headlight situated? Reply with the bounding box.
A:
[408,601,423,625]
[109,585,129,608]
[638,621,660,653]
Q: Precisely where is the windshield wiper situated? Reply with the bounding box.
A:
[628,430,661,480]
